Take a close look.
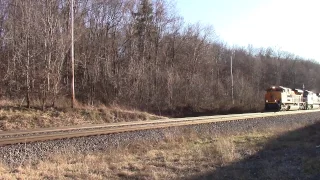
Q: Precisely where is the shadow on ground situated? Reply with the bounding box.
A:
[186,122,320,180]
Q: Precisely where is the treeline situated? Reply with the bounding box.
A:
[0,0,319,116]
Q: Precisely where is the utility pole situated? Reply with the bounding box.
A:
[71,0,75,108]
[231,52,234,105]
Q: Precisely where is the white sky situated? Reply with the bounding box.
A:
[176,0,320,62]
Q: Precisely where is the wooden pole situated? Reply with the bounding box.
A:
[71,0,75,108]
[231,53,234,105]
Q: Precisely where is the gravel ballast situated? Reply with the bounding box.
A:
[1,111,320,166]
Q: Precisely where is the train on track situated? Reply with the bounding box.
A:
[265,86,320,111]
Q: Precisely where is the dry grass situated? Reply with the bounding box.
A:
[0,102,164,131]
[0,130,271,180]
[1,121,318,179]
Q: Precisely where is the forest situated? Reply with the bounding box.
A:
[0,0,319,116]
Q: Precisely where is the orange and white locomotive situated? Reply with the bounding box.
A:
[265,86,320,111]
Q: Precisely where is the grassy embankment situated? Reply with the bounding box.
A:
[0,98,265,131]
[1,120,319,179]
[0,100,163,131]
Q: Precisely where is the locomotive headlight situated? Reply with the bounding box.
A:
[275,100,277,102]
[266,100,268,102]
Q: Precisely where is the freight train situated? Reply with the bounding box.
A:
[265,86,320,111]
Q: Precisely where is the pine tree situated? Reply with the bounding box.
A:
[134,0,154,61]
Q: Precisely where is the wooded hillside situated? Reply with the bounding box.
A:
[0,0,319,116]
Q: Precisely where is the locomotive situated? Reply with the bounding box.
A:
[264,86,320,111]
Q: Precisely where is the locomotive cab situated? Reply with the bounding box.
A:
[265,86,303,111]
[265,86,282,111]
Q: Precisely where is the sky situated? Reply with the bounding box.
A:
[176,0,320,62]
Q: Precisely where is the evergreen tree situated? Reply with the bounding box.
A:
[134,0,154,61]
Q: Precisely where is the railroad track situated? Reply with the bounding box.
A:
[1,110,320,146]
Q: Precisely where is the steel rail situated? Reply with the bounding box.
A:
[0,109,319,146]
